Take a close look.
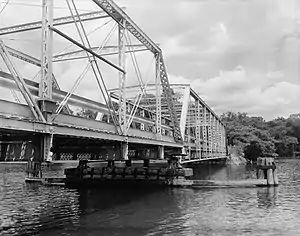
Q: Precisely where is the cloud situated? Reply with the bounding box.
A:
[170,66,300,120]
[0,0,299,120]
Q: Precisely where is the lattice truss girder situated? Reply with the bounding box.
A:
[92,0,182,142]
[176,86,227,158]
[117,83,227,157]
[0,0,228,151]
[0,0,180,139]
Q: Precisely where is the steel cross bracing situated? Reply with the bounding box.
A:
[63,0,121,133]
[0,11,109,35]
[53,44,149,62]
[0,40,46,122]
[92,0,182,143]
[5,46,71,114]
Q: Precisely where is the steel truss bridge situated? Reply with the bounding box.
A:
[0,0,227,164]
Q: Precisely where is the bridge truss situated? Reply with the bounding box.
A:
[0,0,227,163]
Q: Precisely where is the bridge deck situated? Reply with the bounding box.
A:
[0,100,182,148]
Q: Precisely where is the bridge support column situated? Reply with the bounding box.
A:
[158,146,164,159]
[181,147,187,156]
[120,142,129,160]
[37,99,57,162]
[0,143,8,161]
[40,134,53,162]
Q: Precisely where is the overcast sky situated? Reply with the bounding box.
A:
[0,0,300,120]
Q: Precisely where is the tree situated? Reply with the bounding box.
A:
[221,111,300,159]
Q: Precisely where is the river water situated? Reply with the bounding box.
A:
[0,159,300,236]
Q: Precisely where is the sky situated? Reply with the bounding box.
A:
[0,0,300,120]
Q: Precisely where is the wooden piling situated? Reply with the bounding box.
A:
[273,169,279,186]
[266,169,274,186]
[256,157,278,187]
[257,169,265,180]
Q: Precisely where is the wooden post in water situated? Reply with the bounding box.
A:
[273,168,279,186]
[256,157,278,186]
[256,158,265,180]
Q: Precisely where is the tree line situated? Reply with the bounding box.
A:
[220,112,300,160]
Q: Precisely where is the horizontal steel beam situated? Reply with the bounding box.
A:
[53,44,149,62]
[0,11,109,35]
[51,27,125,73]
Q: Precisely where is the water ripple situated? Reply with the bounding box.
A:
[1,160,300,235]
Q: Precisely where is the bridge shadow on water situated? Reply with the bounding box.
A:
[17,182,181,236]
[187,163,258,181]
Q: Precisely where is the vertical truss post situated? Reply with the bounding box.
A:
[207,111,212,157]
[220,125,223,155]
[202,107,207,158]
[155,53,161,136]
[213,116,217,157]
[118,19,127,134]
[216,121,220,155]
[180,86,190,140]
[40,0,54,163]
[40,0,54,99]
[222,125,226,155]
[219,122,222,155]
[211,114,213,157]
[220,123,223,155]
[195,100,201,159]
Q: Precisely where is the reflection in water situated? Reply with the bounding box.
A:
[190,164,257,180]
[257,187,278,209]
[1,160,300,235]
